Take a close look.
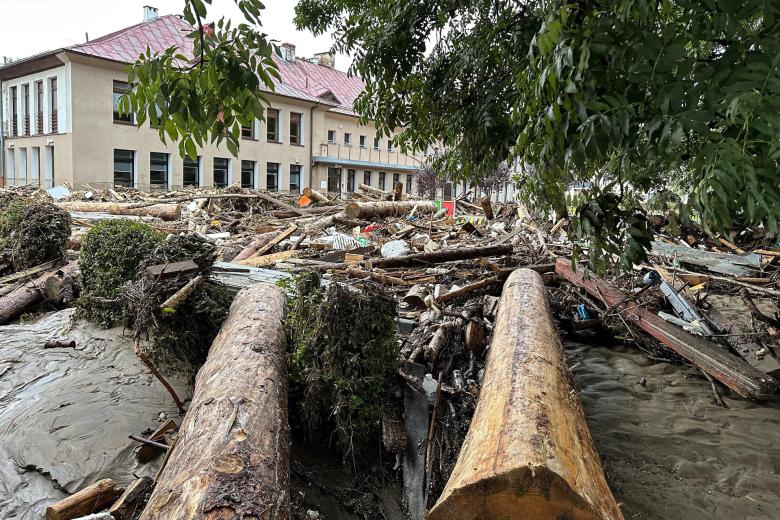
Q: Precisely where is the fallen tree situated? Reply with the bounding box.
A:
[0,262,79,325]
[58,201,181,221]
[139,283,290,519]
[427,269,623,520]
[358,183,391,199]
[344,200,436,219]
[555,258,778,399]
[367,244,512,269]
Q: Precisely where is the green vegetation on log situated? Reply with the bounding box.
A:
[0,200,70,269]
[78,219,163,327]
[281,272,399,463]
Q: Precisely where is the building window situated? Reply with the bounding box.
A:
[35,81,43,134]
[114,149,134,187]
[359,135,367,148]
[266,108,279,142]
[289,164,301,193]
[183,156,200,187]
[363,170,371,186]
[327,130,336,143]
[22,84,30,135]
[266,162,279,191]
[241,121,256,139]
[344,133,352,146]
[113,81,132,123]
[406,174,412,194]
[347,169,355,192]
[290,112,302,145]
[149,152,169,189]
[241,160,255,189]
[388,139,394,152]
[378,172,386,190]
[10,86,18,136]
[393,173,400,189]
[214,158,229,188]
[373,136,380,150]
[49,77,58,133]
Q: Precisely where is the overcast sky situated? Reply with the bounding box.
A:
[0,0,351,70]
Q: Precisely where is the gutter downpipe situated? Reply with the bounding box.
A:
[308,102,319,190]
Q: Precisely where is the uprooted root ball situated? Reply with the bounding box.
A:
[0,200,71,269]
[77,219,163,327]
[281,272,399,465]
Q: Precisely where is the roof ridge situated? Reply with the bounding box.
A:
[71,14,188,49]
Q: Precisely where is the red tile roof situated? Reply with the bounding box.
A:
[67,14,364,115]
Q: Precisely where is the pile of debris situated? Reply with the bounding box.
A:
[1,180,778,520]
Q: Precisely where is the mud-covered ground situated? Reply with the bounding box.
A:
[566,341,780,520]
[2,310,779,520]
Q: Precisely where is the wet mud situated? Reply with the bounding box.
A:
[566,341,780,520]
[0,309,188,519]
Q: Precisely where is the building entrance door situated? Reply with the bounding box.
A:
[327,167,342,193]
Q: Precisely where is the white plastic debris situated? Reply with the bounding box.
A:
[46,185,71,200]
[423,373,438,405]
[381,239,410,258]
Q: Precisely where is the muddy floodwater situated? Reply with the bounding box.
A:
[1,310,779,519]
[566,341,780,520]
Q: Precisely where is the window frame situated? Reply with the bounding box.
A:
[266,162,279,192]
[183,156,200,187]
[347,169,356,192]
[49,77,58,133]
[112,80,133,124]
[344,132,352,146]
[359,135,367,149]
[149,152,169,190]
[378,171,386,190]
[35,80,43,134]
[327,130,337,144]
[373,136,380,150]
[289,164,302,193]
[241,121,257,140]
[363,170,371,186]
[406,174,412,194]
[241,160,256,189]
[266,108,280,142]
[289,112,302,145]
[113,149,135,187]
[213,157,230,188]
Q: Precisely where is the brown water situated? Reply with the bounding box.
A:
[0,309,188,519]
[565,341,780,520]
[2,310,778,519]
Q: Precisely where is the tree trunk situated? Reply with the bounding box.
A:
[58,202,181,221]
[0,262,79,325]
[427,269,623,520]
[45,479,124,520]
[233,231,281,262]
[358,183,391,199]
[139,283,290,520]
[345,200,437,219]
[368,244,512,269]
[303,187,329,203]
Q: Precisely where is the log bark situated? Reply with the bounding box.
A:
[0,262,79,325]
[233,231,281,262]
[438,277,500,304]
[302,187,329,203]
[427,269,624,520]
[345,200,437,219]
[108,477,154,520]
[160,275,203,312]
[140,283,290,520]
[480,197,494,220]
[59,202,181,221]
[345,267,407,286]
[368,244,512,269]
[394,182,404,201]
[46,479,124,520]
[358,183,391,199]
[555,258,778,399]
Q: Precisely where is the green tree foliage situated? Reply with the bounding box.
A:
[120,0,280,159]
[296,0,780,268]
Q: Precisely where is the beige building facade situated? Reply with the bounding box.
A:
[0,11,425,195]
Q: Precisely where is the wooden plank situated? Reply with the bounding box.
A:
[252,224,297,257]
[144,260,199,280]
[236,249,298,267]
[555,258,778,400]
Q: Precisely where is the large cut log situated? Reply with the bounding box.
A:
[428,269,623,520]
[368,244,512,269]
[233,231,281,262]
[302,187,329,203]
[555,258,778,399]
[139,283,290,520]
[46,478,124,520]
[345,200,437,219]
[0,262,79,325]
[58,202,181,221]
[358,183,391,199]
